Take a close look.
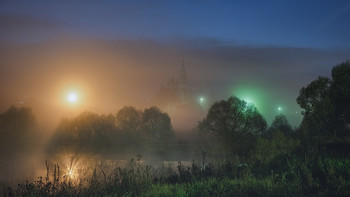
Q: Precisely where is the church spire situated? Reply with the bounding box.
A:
[178,59,188,91]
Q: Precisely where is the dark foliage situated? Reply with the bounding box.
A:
[47,106,174,155]
[267,114,293,137]
[297,61,350,139]
[0,106,37,151]
[197,96,267,155]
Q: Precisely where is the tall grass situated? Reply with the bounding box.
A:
[3,154,350,197]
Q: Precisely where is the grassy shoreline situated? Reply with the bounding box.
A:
[3,152,350,197]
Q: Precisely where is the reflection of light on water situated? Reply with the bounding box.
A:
[67,168,75,179]
[48,151,96,182]
[60,154,81,180]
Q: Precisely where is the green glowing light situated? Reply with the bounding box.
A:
[243,98,253,104]
[199,96,205,104]
[231,85,267,114]
[230,83,301,127]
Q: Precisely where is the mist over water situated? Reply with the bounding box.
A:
[0,37,349,185]
[1,0,350,195]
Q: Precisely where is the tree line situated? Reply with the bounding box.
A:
[47,106,173,155]
[1,61,349,159]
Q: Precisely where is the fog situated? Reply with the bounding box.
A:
[1,38,349,126]
[0,37,349,186]
[1,1,350,195]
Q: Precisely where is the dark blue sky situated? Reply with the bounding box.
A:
[1,0,350,48]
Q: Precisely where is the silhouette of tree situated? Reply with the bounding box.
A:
[48,106,175,154]
[48,111,117,153]
[0,106,37,153]
[141,106,173,140]
[330,61,350,133]
[197,96,267,153]
[297,61,350,138]
[268,114,293,137]
[115,106,142,133]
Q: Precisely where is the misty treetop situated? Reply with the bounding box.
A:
[198,96,267,136]
[297,61,350,139]
[47,106,174,154]
[197,96,267,155]
[115,106,142,133]
[0,106,38,153]
[0,106,36,133]
[267,114,293,138]
[141,106,173,139]
[115,106,173,139]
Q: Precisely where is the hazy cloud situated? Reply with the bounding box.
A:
[0,37,349,128]
[0,14,61,42]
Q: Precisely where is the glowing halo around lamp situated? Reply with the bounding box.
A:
[243,98,253,105]
[199,96,205,103]
[67,92,78,103]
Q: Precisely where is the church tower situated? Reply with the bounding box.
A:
[178,59,188,92]
[178,59,188,100]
